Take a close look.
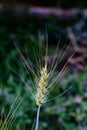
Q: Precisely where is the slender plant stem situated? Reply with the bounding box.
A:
[35,106,41,130]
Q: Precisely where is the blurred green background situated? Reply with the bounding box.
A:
[0,1,87,130]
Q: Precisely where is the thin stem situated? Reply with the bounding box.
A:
[35,106,41,130]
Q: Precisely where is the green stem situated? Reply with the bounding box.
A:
[35,106,41,130]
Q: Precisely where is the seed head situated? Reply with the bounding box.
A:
[36,67,48,106]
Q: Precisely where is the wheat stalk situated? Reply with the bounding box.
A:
[12,39,75,130]
[0,92,26,130]
[35,66,48,130]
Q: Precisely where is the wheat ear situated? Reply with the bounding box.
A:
[35,66,48,130]
[36,67,48,106]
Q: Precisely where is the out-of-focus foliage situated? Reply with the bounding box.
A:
[0,9,87,130]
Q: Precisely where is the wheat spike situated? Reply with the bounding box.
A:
[36,67,48,106]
